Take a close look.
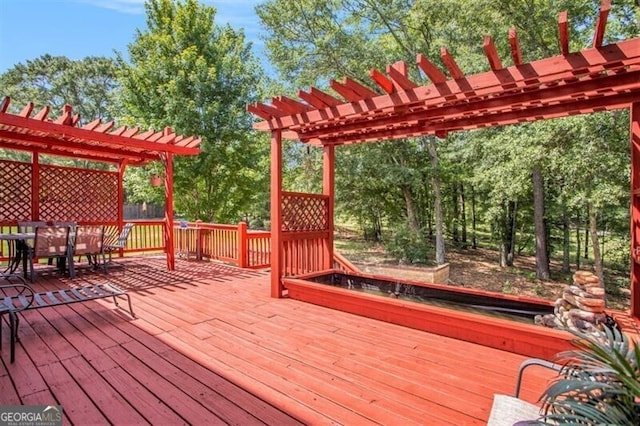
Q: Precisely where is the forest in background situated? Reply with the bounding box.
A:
[1,0,639,288]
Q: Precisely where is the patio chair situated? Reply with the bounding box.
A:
[29,225,70,282]
[0,273,34,363]
[17,221,46,261]
[69,225,105,279]
[487,358,562,426]
[103,223,134,272]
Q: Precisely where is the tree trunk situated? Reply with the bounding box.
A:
[452,183,460,243]
[425,137,446,265]
[402,186,420,233]
[584,205,590,260]
[588,201,604,285]
[499,200,515,268]
[575,214,581,270]
[562,209,571,273]
[460,183,468,247]
[507,200,517,266]
[532,165,550,280]
[471,184,477,249]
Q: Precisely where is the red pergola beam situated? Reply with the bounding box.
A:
[416,54,447,84]
[0,130,158,163]
[440,47,465,80]
[0,112,200,158]
[369,69,395,94]
[295,71,640,141]
[254,38,640,135]
[593,0,611,48]
[508,28,523,65]
[558,11,570,55]
[311,91,636,147]
[483,36,503,71]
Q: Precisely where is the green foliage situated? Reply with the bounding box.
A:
[0,54,119,121]
[117,0,268,222]
[540,327,640,424]
[384,224,431,265]
[0,55,120,168]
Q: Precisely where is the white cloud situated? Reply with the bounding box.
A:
[73,0,261,16]
[72,0,144,14]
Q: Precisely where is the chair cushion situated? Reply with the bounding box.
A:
[487,394,541,426]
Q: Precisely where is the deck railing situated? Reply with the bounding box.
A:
[1,220,271,269]
[2,220,342,271]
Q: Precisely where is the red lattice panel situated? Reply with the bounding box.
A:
[40,165,118,222]
[0,159,32,223]
[281,192,328,232]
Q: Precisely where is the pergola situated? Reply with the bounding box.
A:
[249,0,640,321]
[0,96,202,270]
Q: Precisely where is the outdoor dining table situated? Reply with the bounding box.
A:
[0,232,35,278]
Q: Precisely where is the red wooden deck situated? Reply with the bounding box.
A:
[2,257,562,425]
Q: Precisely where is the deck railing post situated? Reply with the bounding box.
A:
[195,220,203,260]
[238,222,248,268]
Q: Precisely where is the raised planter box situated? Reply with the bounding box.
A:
[283,269,573,360]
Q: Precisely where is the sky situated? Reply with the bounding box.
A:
[0,0,267,74]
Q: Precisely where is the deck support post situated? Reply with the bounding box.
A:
[631,102,640,321]
[270,130,284,297]
[117,159,128,258]
[323,145,335,270]
[164,152,175,271]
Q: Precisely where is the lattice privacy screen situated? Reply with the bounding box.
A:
[40,165,118,222]
[0,160,32,221]
[0,160,118,223]
[281,192,328,232]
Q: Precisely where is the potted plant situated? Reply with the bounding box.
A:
[538,327,640,424]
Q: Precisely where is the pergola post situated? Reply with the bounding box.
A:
[630,102,640,320]
[117,159,127,232]
[31,152,39,220]
[164,152,175,270]
[323,145,335,269]
[270,130,284,298]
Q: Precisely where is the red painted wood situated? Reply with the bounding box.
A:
[558,11,569,55]
[509,27,523,65]
[31,153,39,220]
[483,36,503,70]
[387,61,418,90]
[417,53,447,84]
[441,47,465,80]
[165,152,175,270]
[7,259,636,424]
[330,79,365,102]
[369,68,395,93]
[632,101,640,319]
[0,110,199,158]
[593,0,611,48]
[323,145,334,271]
[283,277,573,360]
[271,130,284,297]
[253,38,640,135]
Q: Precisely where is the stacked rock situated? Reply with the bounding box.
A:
[535,270,607,332]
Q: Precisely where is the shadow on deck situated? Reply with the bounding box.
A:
[2,256,563,424]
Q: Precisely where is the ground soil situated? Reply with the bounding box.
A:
[339,237,631,311]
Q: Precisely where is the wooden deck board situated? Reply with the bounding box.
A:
[1,256,617,425]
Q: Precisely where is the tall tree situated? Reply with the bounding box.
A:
[0,55,120,166]
[117,0,267,222]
